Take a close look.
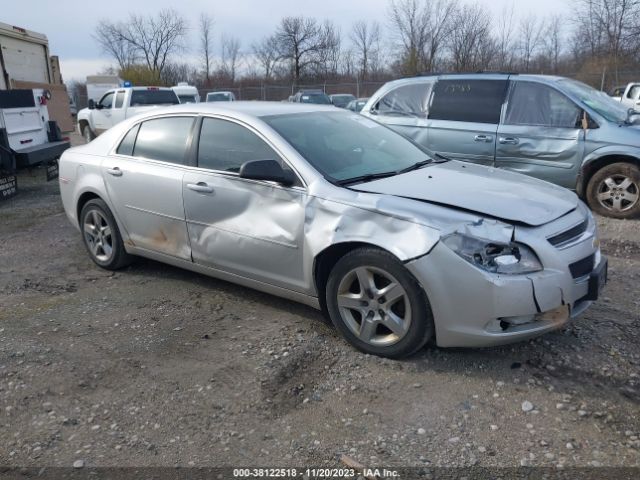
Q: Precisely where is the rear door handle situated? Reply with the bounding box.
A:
[474,135,493,142]
[186,182,214,193]
[106,167,122,177]
[499,137,519,145]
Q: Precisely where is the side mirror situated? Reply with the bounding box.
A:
[88,99,95,110]
[629,113,640,125]
[239,159,295,186]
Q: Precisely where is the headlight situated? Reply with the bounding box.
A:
[442,233,542,274]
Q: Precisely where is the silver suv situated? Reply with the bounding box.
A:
[362,73,640,219]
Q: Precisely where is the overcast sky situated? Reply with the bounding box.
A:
[3,0,569,82]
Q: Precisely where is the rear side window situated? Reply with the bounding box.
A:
[505,82,581,128]
[130,90,179,106]
[376,83,433,117]
[429,80,508,124]
[114,91,125,108]
[116,124,139,156]
[132,117,194,164]
[197,118,280,173]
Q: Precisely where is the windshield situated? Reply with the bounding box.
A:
[130,90,179,106]
[558,79,629,123]
[262,111,432,183]
[300,93,331,104]
[207,93,232,101]
[177,94,198,103]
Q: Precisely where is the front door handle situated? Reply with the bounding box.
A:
[186,182,214,193]
[474,134,493,142]
[499,137,519,145]
[106,167,122,177]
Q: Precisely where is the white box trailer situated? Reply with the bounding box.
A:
[0,23,69,200]
[0,22,52,88]
[86,75,123,103]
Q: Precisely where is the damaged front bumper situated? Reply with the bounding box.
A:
[406,234,606,348]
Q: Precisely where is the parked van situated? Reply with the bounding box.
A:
[363,74,640,218]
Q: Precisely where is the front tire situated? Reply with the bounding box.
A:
[80,199,132,270]
[586,162,640,219]
[326,248,434,358]
[82,125,95,143]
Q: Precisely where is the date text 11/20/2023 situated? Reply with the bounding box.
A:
[232,468,400,478]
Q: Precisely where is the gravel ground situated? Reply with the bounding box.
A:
[0,135,639,473]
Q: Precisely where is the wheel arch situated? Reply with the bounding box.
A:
[313,242,402,316]
[579,153,640,197]
[76,191,102,227]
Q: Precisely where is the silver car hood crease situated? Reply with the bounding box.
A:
[352,161,578,227]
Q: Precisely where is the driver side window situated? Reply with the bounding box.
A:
[197,118,301,186]
[505,82,581,128]
[99,92,114,109]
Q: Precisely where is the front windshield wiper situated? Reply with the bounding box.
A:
[433,152,452,162]
[336,171,399,186]
[397,159,433,174]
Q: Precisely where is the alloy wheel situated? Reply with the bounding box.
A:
[596,175,639,213]
[83,209,113,262]
[336,266,412,347]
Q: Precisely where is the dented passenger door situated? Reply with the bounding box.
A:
[183,117,307,292]
[495,81,585,189]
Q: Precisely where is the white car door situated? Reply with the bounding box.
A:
[102,115,195,260]
[93,91,115,134]
[182,116,307,291]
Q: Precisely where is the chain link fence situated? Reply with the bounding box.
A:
[71,72,640,110]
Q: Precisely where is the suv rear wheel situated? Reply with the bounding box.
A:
[586,162,640,219]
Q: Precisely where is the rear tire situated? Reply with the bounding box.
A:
[326,247,434,358]
[80,198,133,270]
[586,162,640,219]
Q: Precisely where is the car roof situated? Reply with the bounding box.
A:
[128,101,339,119]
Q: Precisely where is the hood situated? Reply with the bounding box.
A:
[352,161,578,226]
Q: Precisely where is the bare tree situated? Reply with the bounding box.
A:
[495,3,516,70]
[315,21,342,78]
[449,2,494,72]
[544,14,564,73]
[275,16,328,82]
[219,35,242,83]
[350,21,381,80]
[94,21,138,70]
[199,13,214,85]
[387,0,457,75]
[573,0,640,81]
[518,14,544,72]
[95,9,188,76]
[252,35,280,80]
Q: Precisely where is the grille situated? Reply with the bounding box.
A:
[548,219,588,247]
[569,254,595,279]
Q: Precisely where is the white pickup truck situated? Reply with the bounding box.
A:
[77,86,179,143]
[610,83,640,112]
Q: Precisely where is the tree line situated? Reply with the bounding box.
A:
[93,0,640,91]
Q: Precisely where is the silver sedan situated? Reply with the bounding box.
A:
[59,102,607,358]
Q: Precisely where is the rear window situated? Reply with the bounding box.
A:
[132,117,194,164]
[300,94,331,104]
[429,80,508,124]
[130,90,179,106]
